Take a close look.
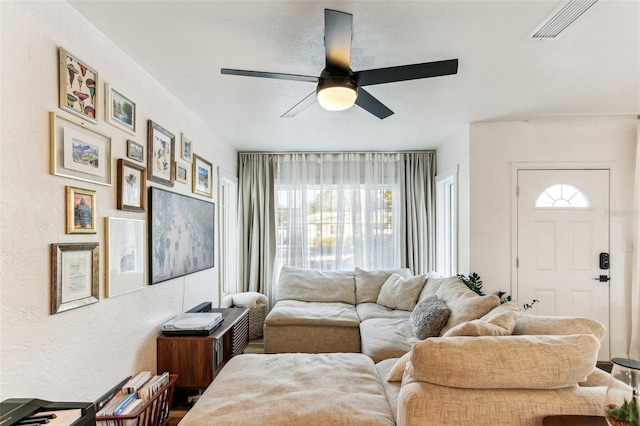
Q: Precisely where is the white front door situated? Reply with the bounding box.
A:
[517,169,610,360]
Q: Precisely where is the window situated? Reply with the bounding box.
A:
[535,184,590,208]
[275,185,399,271]
[436,166,457,276]
[219,169,238,297]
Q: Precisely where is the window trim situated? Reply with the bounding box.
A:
[218,167,238,305]
[436,166,458,276]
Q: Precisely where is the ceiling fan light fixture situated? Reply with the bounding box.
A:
[316,78,358,111]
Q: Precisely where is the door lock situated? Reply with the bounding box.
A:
[594,275,610,282]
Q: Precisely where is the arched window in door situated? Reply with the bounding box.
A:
[534,184,590,208]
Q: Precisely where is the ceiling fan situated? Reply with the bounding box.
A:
[221,9,458,119]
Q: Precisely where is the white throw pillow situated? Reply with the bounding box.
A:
[435,277,500,335]
[376,273,427,311]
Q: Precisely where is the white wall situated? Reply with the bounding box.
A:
[469,118,637,358]
[436,126,470,275]
[0,1,237,401]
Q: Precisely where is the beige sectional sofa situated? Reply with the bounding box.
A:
[179,267,609,426]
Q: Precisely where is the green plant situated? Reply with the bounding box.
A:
[458,273,539,311]
[606,397,639,426]
[456,273,484,296]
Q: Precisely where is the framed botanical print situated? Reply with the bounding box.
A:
[192,154,213,198]
[66,186,97,234]
[50,112,112,186]
[51,242,99,314]
[59,47,98,124]
[147,120,175,186]
[117,159,146,212]
[105,83,136,134]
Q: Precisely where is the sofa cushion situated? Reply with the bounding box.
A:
[513,314,606,341]
[265,300,360,328]
[442,311,516,337]
[386,352,412,382]
[409,295,451,339]
[179,353,395,426]
[376,273,427,311]
[375,358,402,423]
[417,274,458,301]
[356,303,412,322]
[355,267,412,304]
[360,317,418,362]
[409,334,600,389]
[276,266,355,304]
[435,277,500,335]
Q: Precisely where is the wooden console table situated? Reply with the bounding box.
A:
[157,308,249,390]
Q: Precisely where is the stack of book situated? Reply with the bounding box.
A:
[95,371,171,425]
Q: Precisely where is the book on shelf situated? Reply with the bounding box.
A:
[94,375,131,411]
[121,371,152,394]
[95,392,137,417]
[138,372,170,401]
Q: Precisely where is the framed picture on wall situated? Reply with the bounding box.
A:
[192,154,213,198]
[175,162,188,184]
[50,242,99,314]
[58,47,98,124]
[127,140,144,163]
[117,159,146,212]
[105,217,145,298]
[50,112,112,186]
[105,83,136,134]
[66,186,97,234]
[147,119,175,186]
[181,133,193,163]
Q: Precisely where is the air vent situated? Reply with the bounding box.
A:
[531,0,598,39]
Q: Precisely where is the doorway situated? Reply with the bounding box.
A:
[516,168,610,360]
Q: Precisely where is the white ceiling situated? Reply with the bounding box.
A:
[68,0,639,152]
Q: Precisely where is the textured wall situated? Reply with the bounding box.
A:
[0,1,237,401]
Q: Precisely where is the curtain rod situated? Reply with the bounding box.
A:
[238,150,436,155]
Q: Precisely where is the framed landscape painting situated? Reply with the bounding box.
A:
[59,47,98,124]
[50,112,112,186]
[106,83,136,134]
[192,154,213,198]
[147,120,175,186]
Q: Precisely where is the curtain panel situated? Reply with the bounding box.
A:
[631,123,640,359]
[237,151,436,304]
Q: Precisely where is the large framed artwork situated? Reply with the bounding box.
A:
[50,112,112,186]
[58,48,98,124]
[51,242,99,314]
[105,217,146,297]
[147,120,175,187]
[149,187,215,284]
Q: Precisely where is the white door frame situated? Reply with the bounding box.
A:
[510,161,615,304]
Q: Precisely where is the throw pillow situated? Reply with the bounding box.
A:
[435,277,500,335]
[376,273,427,311]
[354,267,412,304]
[409,295,451,339]
[442,311,517,337]
[387,351,412,382]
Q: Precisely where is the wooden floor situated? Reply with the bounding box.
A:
[168,338,264,425]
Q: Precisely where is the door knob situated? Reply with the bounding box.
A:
[594,275,610,282]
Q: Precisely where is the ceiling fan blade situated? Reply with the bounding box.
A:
[324,9,353,70]
[281,91,317,118]
[354,59,458,86]
[355,88,394,119]
[221,68,318,83]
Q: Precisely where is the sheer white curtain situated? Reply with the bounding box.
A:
[273,153,403,279]
[631,123,640,359]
